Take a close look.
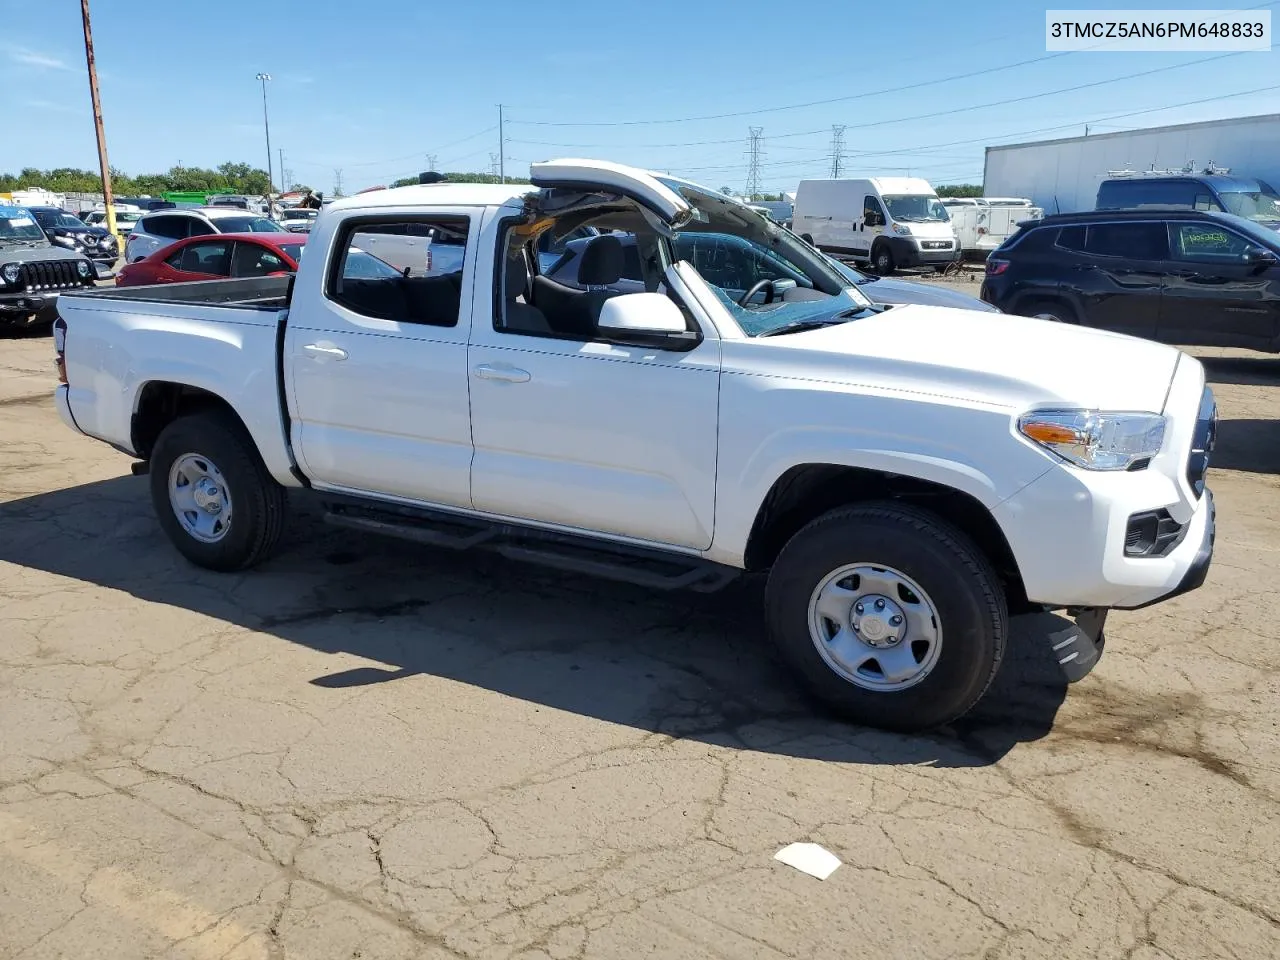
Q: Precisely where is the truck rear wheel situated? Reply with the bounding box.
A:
[765,503,1007,731]
[148,411,286,572]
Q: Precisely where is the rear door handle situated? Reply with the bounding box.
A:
[302,343,348,360]
[473,363,530,383]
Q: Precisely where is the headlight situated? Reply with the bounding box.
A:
[53,234,77,247]
[890,223,912,236]
[1,263,18,284]
[77,260,92,278]
[1018,409,1166,471]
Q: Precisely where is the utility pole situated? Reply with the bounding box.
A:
[497,104,506,183]
[80,0,117,245]
[256,73,274,194]
[830,124,847,179]
[746,126,764,199]
[278,147,286,190]
[333,168,344,197]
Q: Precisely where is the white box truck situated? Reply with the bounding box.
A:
[792,177,959,274]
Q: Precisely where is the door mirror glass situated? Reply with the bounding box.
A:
[1243,245,1278,265]
[597,292,687,336]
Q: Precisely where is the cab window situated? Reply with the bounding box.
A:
[327,216,469,326]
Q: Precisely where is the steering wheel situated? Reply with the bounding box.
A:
[738,278,777,307]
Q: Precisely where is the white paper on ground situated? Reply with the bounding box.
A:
[773,842,841,880]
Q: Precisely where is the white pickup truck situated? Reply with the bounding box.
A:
[52,159,1217,731]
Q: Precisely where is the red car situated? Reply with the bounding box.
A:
[115,232,306,287]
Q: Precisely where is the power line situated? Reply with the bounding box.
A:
[502,52,1259,158]
[512,51,1081,127]
[507,0,1276,129]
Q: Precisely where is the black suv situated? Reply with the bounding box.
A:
[26,205,120,267]
[981,209,1280,353]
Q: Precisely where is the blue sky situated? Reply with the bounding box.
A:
[1,0,1276,194]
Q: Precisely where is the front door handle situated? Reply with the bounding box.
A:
[473,363,530,383]
[302,343,348,360]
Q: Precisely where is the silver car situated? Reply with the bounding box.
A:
[124,207,282,262]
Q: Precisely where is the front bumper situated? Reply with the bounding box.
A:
[0,291,61,322]
[886,236,959,266]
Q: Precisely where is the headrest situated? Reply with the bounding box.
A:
[579,234,623,286]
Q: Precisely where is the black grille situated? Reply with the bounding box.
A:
[1185,387,1217,500]
[17,260,82,292]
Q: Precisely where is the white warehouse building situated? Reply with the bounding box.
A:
[982,113,1280,215]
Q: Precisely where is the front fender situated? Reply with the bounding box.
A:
[707,377,1055,567]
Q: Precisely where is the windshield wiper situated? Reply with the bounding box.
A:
[758,308,871,338]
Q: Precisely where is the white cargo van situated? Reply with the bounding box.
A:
[793,177,958,274]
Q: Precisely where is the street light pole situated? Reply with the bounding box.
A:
[255,73,274,195]
[80,0,117,247]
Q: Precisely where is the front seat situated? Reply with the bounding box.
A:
[530,234,625,338]
[577,234,626,329]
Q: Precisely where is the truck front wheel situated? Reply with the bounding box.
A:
[765,503,1007,731]
[149,411,286,572]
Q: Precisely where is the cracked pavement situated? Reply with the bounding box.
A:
[1,333,1278,959]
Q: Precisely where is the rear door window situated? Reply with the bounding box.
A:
[328,216,470,326]
[231,242,288,277]
[165,240,232,275]
[143,215,188,240]
[1084,222,1168,260]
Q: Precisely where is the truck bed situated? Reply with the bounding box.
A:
[66,275,292,310]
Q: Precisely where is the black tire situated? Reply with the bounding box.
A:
[800,233,815,246]
[765,502,1007,731]
[148,410,286,572]
[1019,298,1078,324]
[872,242,894,275]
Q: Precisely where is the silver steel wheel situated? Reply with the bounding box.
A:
[806,563,943,691]
[1033,311,1064,322]
[168,453,233,543]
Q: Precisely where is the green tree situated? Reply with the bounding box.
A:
[935,183,983,198]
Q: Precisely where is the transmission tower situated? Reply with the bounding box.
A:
[333,168,344,197]
[488,152,500,177]
[830,125,847,179]
[745,127,764,199]
[426,153,438,171]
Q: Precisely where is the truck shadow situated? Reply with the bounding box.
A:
[1198,354,1280,388]
[0,477,1071,768]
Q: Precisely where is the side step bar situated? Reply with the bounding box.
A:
[321,498,739,593]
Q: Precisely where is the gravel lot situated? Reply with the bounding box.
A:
[1,330,1278,959]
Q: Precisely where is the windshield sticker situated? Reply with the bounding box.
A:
[2,215,37,227]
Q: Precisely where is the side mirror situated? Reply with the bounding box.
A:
[596,293,701,351]
[1244,246,1278,268]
